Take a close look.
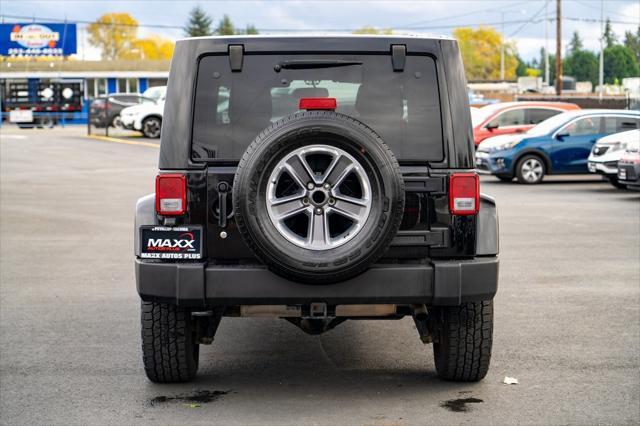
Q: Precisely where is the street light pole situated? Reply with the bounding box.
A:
[555,0,562,95]
[599,0,604,99]
[501,12,505,80]
[544,0,550,86]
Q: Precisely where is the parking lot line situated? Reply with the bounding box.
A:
[88,134,160,148]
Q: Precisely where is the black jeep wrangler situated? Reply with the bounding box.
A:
[135,36,499,383]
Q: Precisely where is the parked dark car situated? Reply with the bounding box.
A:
[89,93,151,128]
[476,109,640,184]
[135,36,499,383]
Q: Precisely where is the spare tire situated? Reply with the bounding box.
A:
[233,111,404,284]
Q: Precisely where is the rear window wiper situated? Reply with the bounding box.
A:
[275,60,363,70]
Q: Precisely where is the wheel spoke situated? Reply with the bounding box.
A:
[284,154,315,187]
[269,195,306,220]
[330,195,367,222]
[308,212,328,246]
[324,155,354,187]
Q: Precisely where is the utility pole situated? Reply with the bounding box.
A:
[555,0,562,95]
[500,12,505,81]
[544,0,550,86]
[598,0,604,99]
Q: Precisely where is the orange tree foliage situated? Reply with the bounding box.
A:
[453,26,518,81]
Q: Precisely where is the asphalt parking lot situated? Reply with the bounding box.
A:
[1,126,639,425]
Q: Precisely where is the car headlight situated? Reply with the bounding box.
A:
[610,142,627,152]
[490,140,521,152]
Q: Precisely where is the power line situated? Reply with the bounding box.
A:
[508,2,549,37]
[571,0,638,20]
[399,0,530,29]
[0,12,637,33]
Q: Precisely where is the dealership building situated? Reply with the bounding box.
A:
[0,22,169,124]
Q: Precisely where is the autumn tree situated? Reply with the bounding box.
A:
[352,26,394,35]
[184,6,213,37]
[453,26,517,81]
[88,13,138,61]
[124,36,174,60]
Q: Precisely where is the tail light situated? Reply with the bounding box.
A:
[449,173,479,215]
[156,174,187,215]
[299,97,337,110]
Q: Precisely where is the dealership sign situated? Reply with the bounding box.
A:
[0,23,77,56]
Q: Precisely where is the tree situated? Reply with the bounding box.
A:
[88,13,138,61]
[568,31,583,55]
[604,45,639,83]
[624,27,640,62]
[244,24,259,35]
[352,26,394,35]
[603,18,617,49]
[216,15,235,35]
[537,48,556,84]
[184,6,213,37]
[515,55,528,77]
[564,50,599,85]
[123,36,174,60]
[453,26,518,80]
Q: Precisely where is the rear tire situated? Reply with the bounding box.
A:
[515,155,545,184]
[141,301,199,383]
[432,300,493,382]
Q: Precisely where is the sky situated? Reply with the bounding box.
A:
[2,0,639,61]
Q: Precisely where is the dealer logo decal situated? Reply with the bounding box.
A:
[146,232,195,252]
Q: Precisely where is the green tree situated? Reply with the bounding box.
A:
[352,26,394,35]
[245,24,259,35]
[216,15,235,35]
[537,47,556,85]
[623,27,640,62]
[568,31,583,55]
[564,50,599,85]
[603,45,639,83]
[603,18,617,48]
[87,13,138,61]
[515,55,528,77]
[184,6,213,37]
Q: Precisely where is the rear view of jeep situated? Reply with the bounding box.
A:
[135,36,499,383]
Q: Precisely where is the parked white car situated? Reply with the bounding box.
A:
[588,129,640,188]
[119,86,167,138]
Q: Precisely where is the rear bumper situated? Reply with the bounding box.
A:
[136,257,499,308]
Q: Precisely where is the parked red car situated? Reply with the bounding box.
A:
[472,101,580,146]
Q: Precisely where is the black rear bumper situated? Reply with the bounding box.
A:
[136,257,499,307]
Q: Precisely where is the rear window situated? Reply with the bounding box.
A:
[191,53,443,162]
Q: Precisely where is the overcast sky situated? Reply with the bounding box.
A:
[2,0,639,61]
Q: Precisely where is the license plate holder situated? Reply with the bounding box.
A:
[140,226,203,260]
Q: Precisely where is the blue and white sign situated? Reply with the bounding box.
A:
[0,23,77,56]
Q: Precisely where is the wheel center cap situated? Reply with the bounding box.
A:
[310,189,328,206]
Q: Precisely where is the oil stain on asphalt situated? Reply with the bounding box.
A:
[440,397,484,412]
[149,390,230,407]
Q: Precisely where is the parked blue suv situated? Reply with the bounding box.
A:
[476,109,640,184]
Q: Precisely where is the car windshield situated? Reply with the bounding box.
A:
[142,86,167,102]
[471,104,503,126]
[526,111,578,136]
